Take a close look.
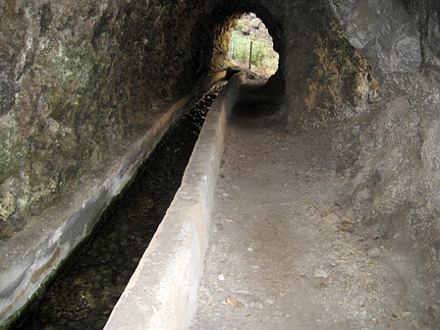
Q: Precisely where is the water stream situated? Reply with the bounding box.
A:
[12,81,227,330]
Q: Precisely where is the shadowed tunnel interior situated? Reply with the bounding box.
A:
[1,0,440,328]
[188,1,285,83]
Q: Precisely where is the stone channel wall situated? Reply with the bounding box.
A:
[0,0,379,254]
[2,0,440,326]
[104,71,244,330]
[2,0,438,245]
[0,0,212,241]
[0,95,194,326]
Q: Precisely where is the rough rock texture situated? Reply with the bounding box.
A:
[191,80,436,330]
[193,0,440,319]
[329,0,440,303]
[211,15,239,70]
[0,0,375,241]
[297,21,379,126]
[1,0,440,325]
[0,0,208,239]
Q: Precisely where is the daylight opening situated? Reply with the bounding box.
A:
[226,13,279,78]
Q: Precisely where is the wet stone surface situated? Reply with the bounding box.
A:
[11,82,226,330]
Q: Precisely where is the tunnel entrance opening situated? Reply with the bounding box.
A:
[188,1,286,96]
[219,13,279,79]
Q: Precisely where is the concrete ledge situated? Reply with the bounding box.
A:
[104,73,244,330]
[0,98,190,328]
[0,72,226,327]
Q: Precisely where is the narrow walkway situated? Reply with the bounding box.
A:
[190,82,429,329]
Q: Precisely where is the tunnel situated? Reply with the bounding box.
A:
[1,0,440,329]
[187,1,285,87]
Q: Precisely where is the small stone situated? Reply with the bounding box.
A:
[357,188,370,201]
[325,213,340,224]
[226,296,243,308]
[345,209,355,219]
[218,273,225,281]
[314,269,329,279]
[367,246,381,258]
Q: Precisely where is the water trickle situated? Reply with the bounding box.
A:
[13,81,227,330]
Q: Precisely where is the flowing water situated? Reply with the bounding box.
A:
[12,81,226,330]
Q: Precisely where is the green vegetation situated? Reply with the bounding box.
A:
[229,15,279,77]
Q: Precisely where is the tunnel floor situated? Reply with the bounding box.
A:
[190,81,436,329]
[11,82,226,330]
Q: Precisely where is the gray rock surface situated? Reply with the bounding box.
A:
[1,0,440,327]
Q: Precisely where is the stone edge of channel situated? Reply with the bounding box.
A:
[0,72,227,329]
[104,73,244,330]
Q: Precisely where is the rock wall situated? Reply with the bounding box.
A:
[330,0,440,300]
[0,0,209,240]
[1,0,440,324]
[198,0,440,318]
[1,0,375,241]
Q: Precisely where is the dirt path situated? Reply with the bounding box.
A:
[190,82,432,330]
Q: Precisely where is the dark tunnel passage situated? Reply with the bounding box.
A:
[1,1,291,326]
[188,0,286,96]
[1,0,440,328]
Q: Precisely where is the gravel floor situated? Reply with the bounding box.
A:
[190,82,435,330]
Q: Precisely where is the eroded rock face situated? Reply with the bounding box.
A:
[0,0,209,239]
[0,0,376,240]
[202,0,440,315]
[330,0,440,306]
[297,21,378,125]
[1,0,440,319]
[330,0,423,73]
[334,2,440,204]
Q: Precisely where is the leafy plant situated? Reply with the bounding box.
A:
[229,18,279,77]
